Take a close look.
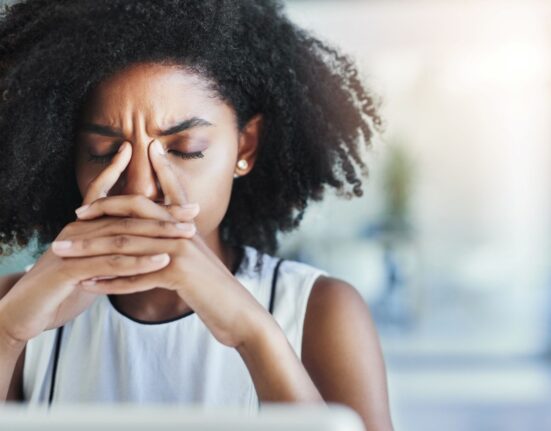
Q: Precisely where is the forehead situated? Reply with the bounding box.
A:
[80,62,222,121]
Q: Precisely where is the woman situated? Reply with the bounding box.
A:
[0,1,393,430]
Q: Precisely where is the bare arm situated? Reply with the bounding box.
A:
[235,273,395,431]
[0,272,26,402]
[302,276,394,431]
[236,307,324,403]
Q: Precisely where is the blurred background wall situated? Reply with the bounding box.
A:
[280,1,551,429]
[1,0,550,430]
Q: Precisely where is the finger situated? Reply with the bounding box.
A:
[149,139,189,206]
[75,194,198,222]
[81,141,132,206]
[60,253,171,283]
[72,216,199,240]
[51,233,193,257]
[164,203,201,222]
[78,270,175,294]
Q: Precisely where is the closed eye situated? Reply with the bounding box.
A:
[87,150,205,164]
[168,150,205,160]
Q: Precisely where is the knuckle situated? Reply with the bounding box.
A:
[157,220,168,229]
[81,238,91,250]
[113,235,129,249]
[120,218,134,230]
[107,254,123,268]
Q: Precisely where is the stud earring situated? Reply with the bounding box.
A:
[233,159,249,179]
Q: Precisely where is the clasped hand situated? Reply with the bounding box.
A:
[51,140,269,348]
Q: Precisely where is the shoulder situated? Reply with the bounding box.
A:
[301,275,394,430]
[305,275,366,316]
[302,275,373,348]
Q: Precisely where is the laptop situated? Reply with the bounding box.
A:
[0,402,365,431]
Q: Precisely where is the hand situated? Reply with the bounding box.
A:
[53,139,272,348]
[0,141,197,344]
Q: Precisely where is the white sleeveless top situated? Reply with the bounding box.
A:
[22,245,328,410]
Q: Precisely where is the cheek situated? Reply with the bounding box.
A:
[172,145,236,230]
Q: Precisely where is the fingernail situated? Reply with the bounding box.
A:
[176,223,195,232]
[180,203,200,211]
[150,253,169,262]
[117,142,126,153]
[75,204,90,216]
[153,140,165,155]
[52,240,72,250]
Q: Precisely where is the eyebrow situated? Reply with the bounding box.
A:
[79,117,213,137]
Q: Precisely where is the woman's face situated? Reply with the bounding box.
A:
[74,62,257,237]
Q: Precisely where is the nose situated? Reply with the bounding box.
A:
[115,141,164,203]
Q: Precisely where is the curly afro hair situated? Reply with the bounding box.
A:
[0,0,381,261]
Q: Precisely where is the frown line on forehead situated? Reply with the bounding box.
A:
[79,117,213,138]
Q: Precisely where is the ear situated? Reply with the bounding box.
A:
[235,113,262,177]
